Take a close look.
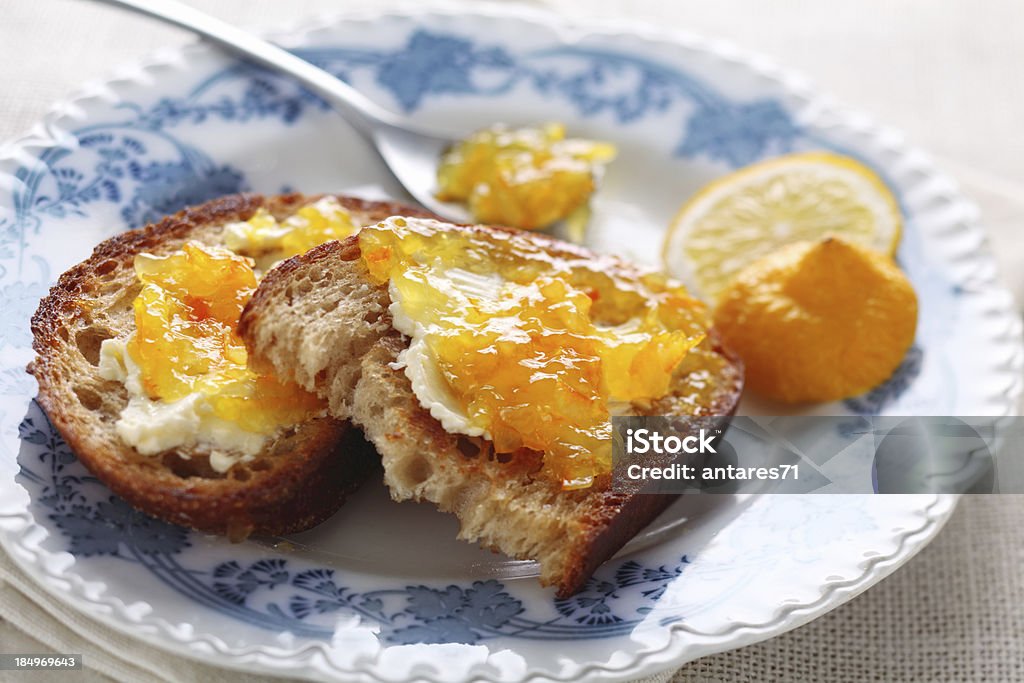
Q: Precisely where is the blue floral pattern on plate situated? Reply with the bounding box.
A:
[0,28,806,280]
[18,400,689,642]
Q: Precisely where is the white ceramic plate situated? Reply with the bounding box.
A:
[0,5,1019,682]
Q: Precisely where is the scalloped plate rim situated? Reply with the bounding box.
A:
[3,492,959,683]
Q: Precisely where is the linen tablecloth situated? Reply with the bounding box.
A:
[2,1,1022,681]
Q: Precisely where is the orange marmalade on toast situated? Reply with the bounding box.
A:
[99,197,359,472]
[359,217,709,489]
[224,196,359,270]
[130,244,319,426]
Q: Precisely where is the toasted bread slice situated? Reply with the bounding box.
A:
[240,222,743,595]
[29,193,431,539]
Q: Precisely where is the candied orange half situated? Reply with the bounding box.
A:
[713,236,917,403]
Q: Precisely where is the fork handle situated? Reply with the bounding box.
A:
[92,0,405,137]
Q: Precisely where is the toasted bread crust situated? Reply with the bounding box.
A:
[28,193,422,538]
[350,330,741,597]
[241,219,744,594]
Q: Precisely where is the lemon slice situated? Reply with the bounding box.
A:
[663,151,901,302]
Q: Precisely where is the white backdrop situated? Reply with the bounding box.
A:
[1,1,1022,681]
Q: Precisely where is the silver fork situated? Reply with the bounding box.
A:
[93,0,472,223]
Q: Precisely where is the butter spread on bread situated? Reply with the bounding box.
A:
[239,219,743,594]
[359,217,709,489]
[97,242,325,471]
[94,196,380,471]
[29,193,432,539]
